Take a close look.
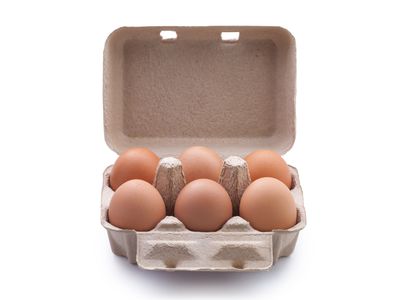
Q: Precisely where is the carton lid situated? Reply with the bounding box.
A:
[104,26,296,157]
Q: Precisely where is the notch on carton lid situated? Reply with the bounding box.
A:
[103,26,296,157]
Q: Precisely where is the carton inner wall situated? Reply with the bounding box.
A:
[104,27,296,157]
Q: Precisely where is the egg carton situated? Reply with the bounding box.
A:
[101,26,305,271]
[101,156,306,271]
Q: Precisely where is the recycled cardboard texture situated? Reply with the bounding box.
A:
[104,26,296,157]
[102,26,305,271]
[101,158,305,271]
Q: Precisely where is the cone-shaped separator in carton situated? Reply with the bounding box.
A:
[219,156,251,216]
[153,157,186,215]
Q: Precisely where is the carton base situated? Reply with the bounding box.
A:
[101,157,306,272]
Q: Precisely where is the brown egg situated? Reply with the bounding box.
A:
[179,146,223,183]
[174,179,232,231]
[110,147,160,190]
[245,149,292,188]
[108,179,166,231]
[240,177,297,231]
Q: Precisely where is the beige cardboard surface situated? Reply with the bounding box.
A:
[104,27,296,157]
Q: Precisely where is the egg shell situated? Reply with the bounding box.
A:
[245,150,292,188]
[240,177,297,231]
[110,147,160,190]
[174,179,233,231]
[108,179,166,231]
[179,146,223,183]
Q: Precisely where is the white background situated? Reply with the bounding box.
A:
[1,0,399,299]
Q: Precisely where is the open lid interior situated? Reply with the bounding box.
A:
[103,26,296,157]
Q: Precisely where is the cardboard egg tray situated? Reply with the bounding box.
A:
[101,26,306,271]
[101,157,305,271]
